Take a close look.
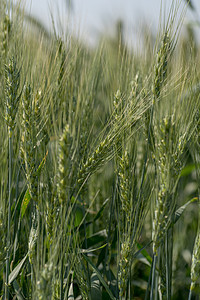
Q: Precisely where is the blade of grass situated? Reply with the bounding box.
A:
[83,254,116,300]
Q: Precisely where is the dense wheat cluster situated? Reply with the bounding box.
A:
[0,0,200,299]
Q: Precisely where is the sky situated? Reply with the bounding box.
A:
[13,0,200,46]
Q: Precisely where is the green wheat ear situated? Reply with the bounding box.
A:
[4,56,21,300]
[152,33,171,102]
[58,124,70,205]
[4,57,21,135]
[1,14,11,57]
[21,84,38,202]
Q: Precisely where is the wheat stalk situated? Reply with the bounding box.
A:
[4,57,20,300]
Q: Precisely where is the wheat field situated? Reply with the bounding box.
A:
[0,0,200,299]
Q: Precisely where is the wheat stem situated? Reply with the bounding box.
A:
[150,254,157,300]
[5,130,12,300]
[4,57,20,300]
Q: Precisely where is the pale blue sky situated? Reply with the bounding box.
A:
[14,0,200,45]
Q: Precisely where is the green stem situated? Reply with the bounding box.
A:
[188,289,192,300]
[5,128,12,300]
[155,248,160,300]
[166,228,173,300]
[60,206,64,300]
[60,251,64,300]
[145,253,154,300]
[150,254,157,300]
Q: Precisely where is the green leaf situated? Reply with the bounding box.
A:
[135,242,152,265]
[12,279,25,300]
[80,243,107,254]
[94,198,109,221]
[91,273,102,300]
[36,150,49,177]
[105,267,118,298]
[83,254,116,300]
[84,230,107,249]
[9,254,28,284]
[171,197,198,225]
[74,206,84,227]
[21,190,31,218]
[137,254,151,267]
[21,151,48,218]
[68,281,74,300]
[180,163,196,177]
[97,246,107,267]
[132,279,148,290]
